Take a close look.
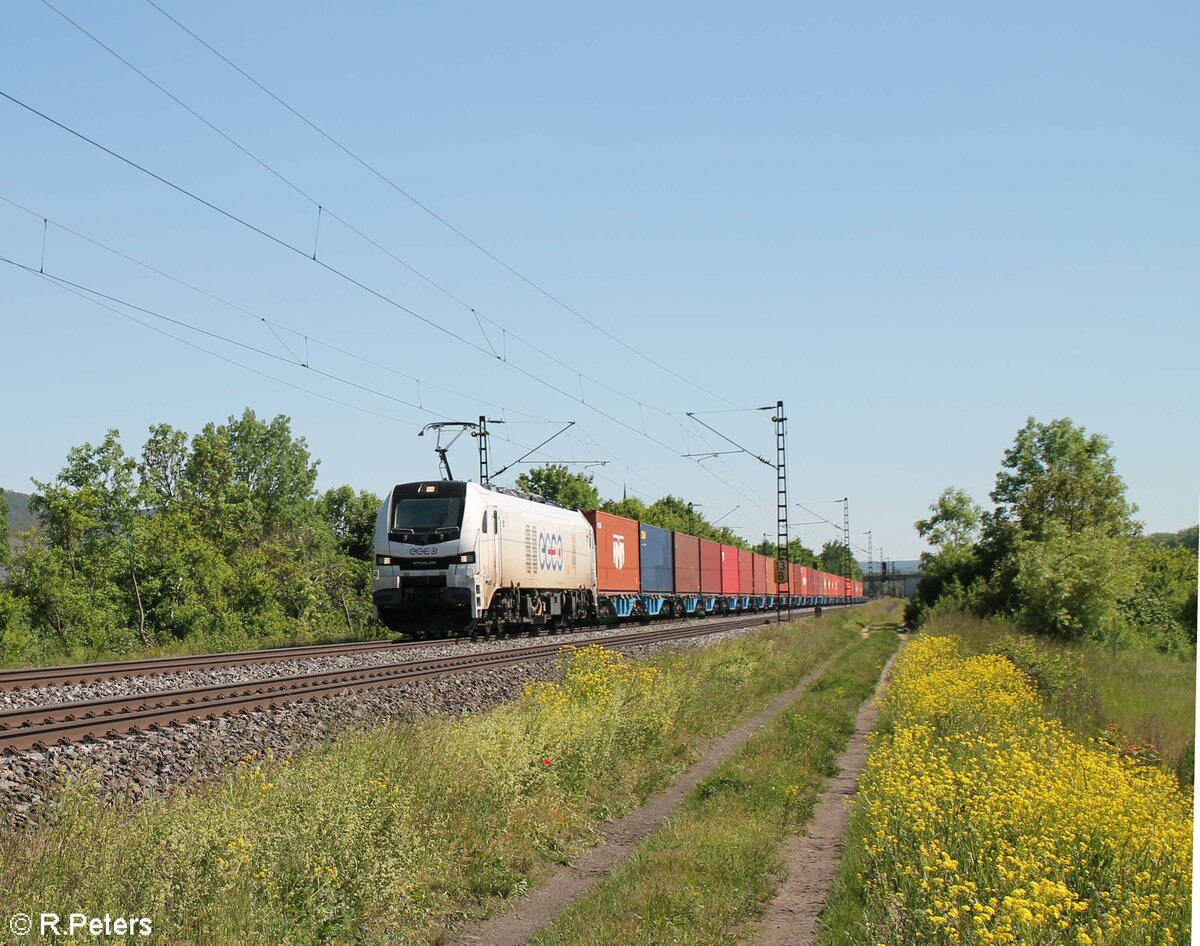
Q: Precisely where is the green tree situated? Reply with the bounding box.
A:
[1015,524,1139,640]
[819,540,863,579]
[751,538,817,566]
[29,431,139,581]
[2,410,382,664]
[319,486,381,561]
[601,496,649,522]
[185,410,319,539]
[139,423,190,511]
[916,487,983,549]
[515,465,600,510]
[1121,542,1198,652]
[992,417,1137,540]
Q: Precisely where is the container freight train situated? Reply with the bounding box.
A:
[372,480,865,635]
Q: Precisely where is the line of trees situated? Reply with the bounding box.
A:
[0,410,380,666]
[910,417,1197,653]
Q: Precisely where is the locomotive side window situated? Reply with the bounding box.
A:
[482,512,488,533]
[493,511,498,532]
[392,497,464,530]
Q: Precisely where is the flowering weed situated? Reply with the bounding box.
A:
[822,635,1192,946]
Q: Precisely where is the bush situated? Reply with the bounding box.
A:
[1015,525,1138,640]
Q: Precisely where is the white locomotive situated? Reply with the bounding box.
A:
[372,480,597,635]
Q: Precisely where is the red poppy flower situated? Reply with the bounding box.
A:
[542,759,552,766]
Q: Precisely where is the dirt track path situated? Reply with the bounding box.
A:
[447,642,855,946]
[753,646,901,946]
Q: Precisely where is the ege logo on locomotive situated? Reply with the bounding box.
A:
[537,531,564,571]
[612,535,625,570]
[408,546,437,555]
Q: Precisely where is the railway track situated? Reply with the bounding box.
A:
[0,612,792,753]
[0,606,837,692]
[0,636,418,692]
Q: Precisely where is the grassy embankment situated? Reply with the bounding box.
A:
[0,603,892,945]
[923,612,1195,786]
[530,622,900,946]
[818,621,1193,946]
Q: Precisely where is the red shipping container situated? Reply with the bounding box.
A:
[738,549,753,595]
[720,545,740,594]
[583,510,640,593]
[752,554,769,595]
[699,538,722,595]
[673,533,701,594]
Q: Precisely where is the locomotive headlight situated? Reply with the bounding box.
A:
[458,552,476,564]
[375,554,395,566]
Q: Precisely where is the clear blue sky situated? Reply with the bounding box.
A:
[2,1,1196,560]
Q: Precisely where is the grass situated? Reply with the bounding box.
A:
[818,634,1193,946]
[922,611,1196,786]
[0,603,894,945]
[527,620,900,946]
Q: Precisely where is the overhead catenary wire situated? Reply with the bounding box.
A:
[13,263,421,427]
[139,0,748,411]
[37,0,703,422]
[3,253,665,503]
[0,233,689,517]
[0,191,726,519]
[3,17,784,531]
[0,193,551,424]
[0,89,733,495]
[0,253,438,419]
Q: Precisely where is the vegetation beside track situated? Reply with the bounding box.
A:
[528,620,899,946]
[922,611,1196,787]
[818,633,1192,946]
[0,604,888,945]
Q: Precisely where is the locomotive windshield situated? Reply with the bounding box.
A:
[392,497,464,531]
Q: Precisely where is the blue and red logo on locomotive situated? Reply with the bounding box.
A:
[538,531,564,571]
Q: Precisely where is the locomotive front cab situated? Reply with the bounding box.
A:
[372,481,478,633]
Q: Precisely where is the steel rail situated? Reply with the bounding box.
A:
[0,613,793,753]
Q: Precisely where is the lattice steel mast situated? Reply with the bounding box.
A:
[774,401,790,618]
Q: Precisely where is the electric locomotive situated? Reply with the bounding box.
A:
[372,480,597,636]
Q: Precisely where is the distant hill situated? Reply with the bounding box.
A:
[2,489,36,535]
